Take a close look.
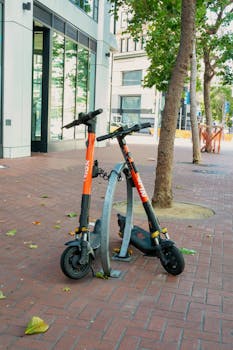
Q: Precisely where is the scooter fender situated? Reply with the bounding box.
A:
[64,240,95,259]
[160,239,175,249]
[64,240,81,248]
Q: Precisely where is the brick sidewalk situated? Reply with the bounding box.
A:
[0,138,233,350]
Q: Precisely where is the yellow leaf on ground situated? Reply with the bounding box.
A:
[28,244,38,249]
[62,287,71,292]
[25,316,49,335]
[0,291,6,299]
[6,229,17,236]
[68,231,75,236]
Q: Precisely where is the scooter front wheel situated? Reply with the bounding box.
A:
[160,245,185,276]
[60,246,91,279]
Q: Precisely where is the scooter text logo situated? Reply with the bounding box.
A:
[84,160,90,180]
[137,177,148,201]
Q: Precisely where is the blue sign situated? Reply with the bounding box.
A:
[184,91,190,105]
[225,101,230,114]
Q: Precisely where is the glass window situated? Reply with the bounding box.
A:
[121,11,128,28]
[127,38,136,52]
[49,31,95,142]
[122,70,142,86]
[120,96,141,125]
[32,32,43,141]
[63,39,77,140]
[120,38,127,53]
[76,46,89,138]
[69,0,98,21]
[88,52,96,111]
[50,32,64,141]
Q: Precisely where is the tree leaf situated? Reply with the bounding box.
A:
[28,244,38,249]
[67,212,77,218]
[6,229,17,236]
[32,221,41,225]
[25,316,49,335]
[95,272,109,280]
[68,231,75,236]
[62,287,71,292]
[180,247,197,255]
[54,225,61,229]
[0,290,6,299]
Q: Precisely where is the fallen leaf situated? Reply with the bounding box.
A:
[32,221,41,225]
[67,212,77,218]
[0,291,6,299]
[180,247,197,255]
[28,244,38,249]
[62,287,71,292]
[95,272,109,280]
[113,247,133,256]
[68,231,75,236]
[40,195,49,198]
[54,225,61,229]
[6,229,17,236]
[25,316,49,335]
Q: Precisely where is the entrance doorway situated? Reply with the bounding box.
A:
[31,25,50,152]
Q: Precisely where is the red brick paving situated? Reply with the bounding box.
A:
[0,137,233,350]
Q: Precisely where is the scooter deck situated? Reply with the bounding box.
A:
[130,226,159,256]
[117,214,159,257]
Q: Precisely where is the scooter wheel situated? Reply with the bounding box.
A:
[160,245,185,276]
[60,246,91,279]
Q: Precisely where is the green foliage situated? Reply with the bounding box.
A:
[210,85,233,122]
[109,0,233,93]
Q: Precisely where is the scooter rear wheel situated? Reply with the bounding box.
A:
[160,245,185,276]
[60,246,91,279]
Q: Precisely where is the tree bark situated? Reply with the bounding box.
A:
[190,39,201,164]
[152,0,196,208]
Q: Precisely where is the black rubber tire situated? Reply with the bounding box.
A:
[160,245,185,276]
[60,246,91,279]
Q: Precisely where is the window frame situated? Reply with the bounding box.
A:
[122,70,142,86]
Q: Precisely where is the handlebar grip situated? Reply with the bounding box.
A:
[90,108,103,118]
[62,120,77,129]
[140,122,151,129]
[62,108,103,129]
[97,122,152,142]
[96,133,111,142]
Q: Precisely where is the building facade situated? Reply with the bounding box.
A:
[111,6,195,135]
[111,7,163,136]
[0,0,116,158]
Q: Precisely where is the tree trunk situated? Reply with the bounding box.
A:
[190,39,201,164]
[152,0,196,208]
[203,48,213,152]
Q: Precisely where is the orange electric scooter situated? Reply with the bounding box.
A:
[60,109,185,279]
[60,108,103,279]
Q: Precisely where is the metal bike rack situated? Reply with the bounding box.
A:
[100,162,133,277]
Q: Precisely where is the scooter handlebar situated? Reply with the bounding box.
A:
[97,122,151,141]
[62,109,103,129]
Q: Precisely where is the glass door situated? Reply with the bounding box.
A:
[31,25,50,152]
